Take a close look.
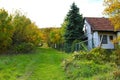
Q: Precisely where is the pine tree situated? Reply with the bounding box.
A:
[62,3,84,52]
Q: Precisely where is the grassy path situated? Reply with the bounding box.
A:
[0,48,68,80]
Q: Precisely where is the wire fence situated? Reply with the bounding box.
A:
[50,39,92,52]
[74,41,88,51]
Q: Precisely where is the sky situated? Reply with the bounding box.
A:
[0,0,104,28]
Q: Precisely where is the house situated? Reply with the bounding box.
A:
[83,17,120,50]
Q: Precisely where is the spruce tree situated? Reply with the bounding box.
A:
[62,3,84,52]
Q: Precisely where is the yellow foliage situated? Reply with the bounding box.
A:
[112,36,120,44]
[12,12,42,46]
[0,9,14,53]
[50,28,62,44]
[103,0,120,30]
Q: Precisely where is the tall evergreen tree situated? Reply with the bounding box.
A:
[62,3,84,52]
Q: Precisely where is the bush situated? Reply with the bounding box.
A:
[0,9,14,54]
[62,59,114,80]
[72,47,112,64]
[62,47,118,80]
[113,70,120,79]
[88,47,109,64]
[112,46,120,66]
[13,42,35,54]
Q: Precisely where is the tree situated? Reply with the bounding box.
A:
[40,28,52,47]
[12,11,41,46]
[0,9,14,53]
[12,12,31,44]
[61,3,84,52]
[49,28,62,49]
[0,9,42,54]
[103,0,120,30]
[11,11,41,53]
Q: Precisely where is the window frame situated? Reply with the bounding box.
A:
[100,35,108,44]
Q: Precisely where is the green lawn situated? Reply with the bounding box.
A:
[0,48,68,80]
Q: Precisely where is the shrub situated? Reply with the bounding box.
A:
[62,59,113,80]
[72,47,112,64]
[13,42,35,54]
[112,46,120,66]
[0,9,14,53]
[113,70,120,79]
[88,47,108,64]
[62,47,117,80]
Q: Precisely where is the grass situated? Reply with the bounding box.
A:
[0,47,118,80]
[0,48,68,80]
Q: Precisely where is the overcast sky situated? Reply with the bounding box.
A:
[0,0,104,28]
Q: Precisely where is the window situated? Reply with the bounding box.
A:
[100,35,108,44]
[109,35,113,41]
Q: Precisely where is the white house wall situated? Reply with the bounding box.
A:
[98,33,115,49]
[117,32,120,45]
[84,20,93,50]
[93,31,99,47]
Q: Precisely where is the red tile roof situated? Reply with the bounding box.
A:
[85,17,117,31]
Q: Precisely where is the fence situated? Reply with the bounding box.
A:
[50,38,94,52]
[74,40,88,51]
